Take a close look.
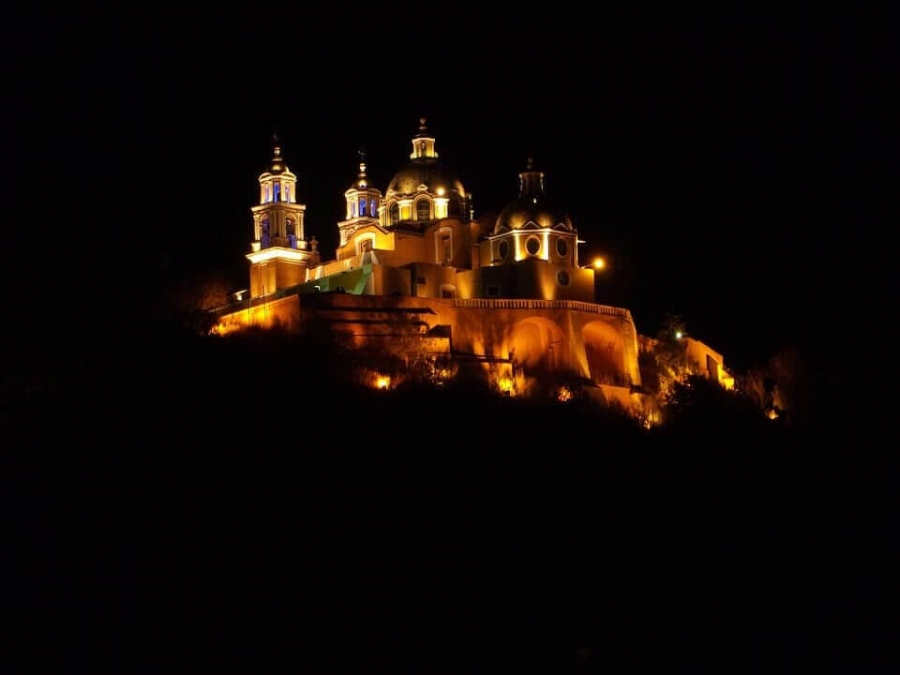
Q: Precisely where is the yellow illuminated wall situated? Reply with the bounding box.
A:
[683,337,734,389]
[275,259,307,289]
[250,262,276,298]
[215,291,652,404]
[336,225,396,260]
[455,259,594,303]
[249,257,310,297]
[369,265,412,297]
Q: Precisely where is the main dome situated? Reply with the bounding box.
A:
[386,158,466,198]
[385,118,466,199]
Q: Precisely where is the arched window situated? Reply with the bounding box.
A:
[436,227,453,265]
[285,218,295,236]
[390,203,400,225]
[499,240,510,261]
[357,236,375,255]
[416,199,431,221]
[261,218,270,248]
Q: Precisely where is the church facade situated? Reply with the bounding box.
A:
[214,119,731,414]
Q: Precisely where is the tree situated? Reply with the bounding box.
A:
[658,373,770,437]
[150,269,233,336]
[736,346,819,428]
[639,312,696,397]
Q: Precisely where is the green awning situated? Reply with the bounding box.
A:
[295,265,372,295]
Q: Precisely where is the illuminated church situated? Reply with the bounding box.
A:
[215,119,731,413]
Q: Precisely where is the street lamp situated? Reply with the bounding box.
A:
[580,256,607,271]
[233,289,250,324]
[580,256,608,303]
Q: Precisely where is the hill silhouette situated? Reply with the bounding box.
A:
[3,321,893,673]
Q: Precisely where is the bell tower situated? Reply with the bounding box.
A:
[246,137,320,298]
[337,149,383,253]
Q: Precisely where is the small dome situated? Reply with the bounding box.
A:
[265,143,288,175]
[349,161,377,192]
[386,158,466,198]
[493,157,573,234]
[493,195,573,234]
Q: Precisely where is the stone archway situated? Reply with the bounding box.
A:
[581,320,628,386]
[509,317,568,376]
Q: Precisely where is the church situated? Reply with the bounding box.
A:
[213,119,732,415]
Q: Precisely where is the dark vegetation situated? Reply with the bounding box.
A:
[3,316,894,673]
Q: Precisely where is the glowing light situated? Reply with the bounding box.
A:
[376,376,390,390]
[556,385,573,402]
[593,257,606,270]
[436,187,445,196]
[675,331,683,339]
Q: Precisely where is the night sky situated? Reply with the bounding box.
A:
[12,4,887,370]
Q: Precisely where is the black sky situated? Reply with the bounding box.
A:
[11,3,888,371]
